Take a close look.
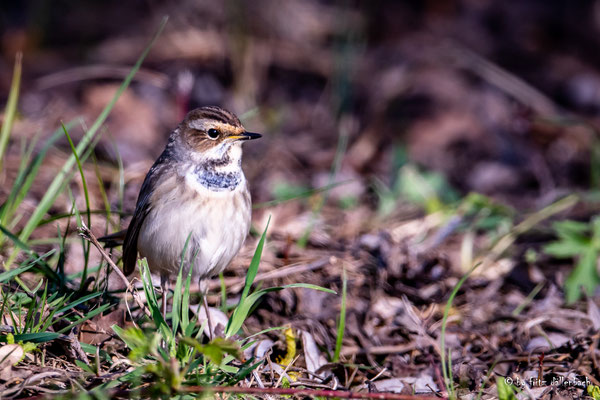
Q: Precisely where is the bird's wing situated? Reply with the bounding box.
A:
[122,161,166,275]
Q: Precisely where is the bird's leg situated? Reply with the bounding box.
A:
[161,275,170,321]
[199,280,215,339]
[202,292,215,339]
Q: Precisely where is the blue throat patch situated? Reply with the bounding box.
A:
[194,166,241,191]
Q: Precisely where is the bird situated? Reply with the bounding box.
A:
[103,106,261,334]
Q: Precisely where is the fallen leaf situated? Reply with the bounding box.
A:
[300,330,328,378]
[0,344,24,380]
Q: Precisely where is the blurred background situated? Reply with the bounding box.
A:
[4,0,600,306]
[3,0,600,298]
[3,0,600,213]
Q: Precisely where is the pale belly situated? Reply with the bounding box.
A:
[137,178,251,281]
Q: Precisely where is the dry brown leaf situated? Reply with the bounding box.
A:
[0,344,23,381]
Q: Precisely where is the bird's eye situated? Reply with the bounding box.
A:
[207,128,220,139]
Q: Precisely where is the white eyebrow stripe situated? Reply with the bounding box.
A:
[187,119,245,134]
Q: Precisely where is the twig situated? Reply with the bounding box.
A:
[341,343,415,358]
[178,386,440,399]
[368,367,388,383]
[36,65,169,90]
[252,370,265,389]
[78,222,151,318]
[447,42,559,116]
[275,354,301,388]
[111,383,443,400]
[478,194,578,268]
[206,257,331,291]
[290,379,340,390]
[1,371,63,398]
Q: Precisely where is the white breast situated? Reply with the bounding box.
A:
[137,168,251,282]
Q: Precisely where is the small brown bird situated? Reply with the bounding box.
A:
[107,106,260,330]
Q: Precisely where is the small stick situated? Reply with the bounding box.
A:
[160,275,169,320]
[206,257,331,291]
[202,294,215,339]
[341,343,416,358]
[78,222,151,318]
[110,385,440,399]
[179,386,440,399]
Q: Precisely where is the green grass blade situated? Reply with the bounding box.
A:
[110,325,129,346]
[0,122,74,230]
[0,224,57,278]
[14,124,71,203]
[11,17,168,262]
[37,209,127,227]
[54,292,102,315]
[0,263,35,284]
[181,252,196,335]
[440,263,478,398]
[23,295,39,333]
[0,291,8,328]
[40,294,70,332]
[0,222,32,252]
[32,282,49,332]
[0,52,22,168]
[56,215,71,287]
[56,303,112,334]
[244,326,287,340]
[140,259,173,343]
[275,283,335,293]
[75,360,95,374]
[91,154,112,229]
[172,233,194,338]
[12,297,23,334]
[0,332,60,343]
[172,270,183,338]
[0,137,32,226]
[333,267,347,362]
[62,123,91,228]
[226,283,334,338]
[225,217,270,337]
[241,216,270,303]
[113,141,126,216]
[67,189,87,276]
[62,123,92,287]
[511,282,544,316]
[219,272,227,312]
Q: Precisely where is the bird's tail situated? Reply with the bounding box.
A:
[97,229,127,248]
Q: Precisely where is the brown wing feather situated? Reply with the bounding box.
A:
[122,148,174,275]
[122,175,155,275]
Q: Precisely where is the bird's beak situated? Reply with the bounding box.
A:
[230,131,262,141]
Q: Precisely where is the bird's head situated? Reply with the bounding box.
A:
[180,106,261,159]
